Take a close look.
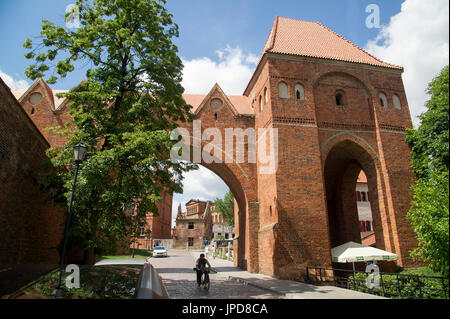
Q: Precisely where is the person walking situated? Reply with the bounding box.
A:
[204,245,210,258]
[211,245,216,259]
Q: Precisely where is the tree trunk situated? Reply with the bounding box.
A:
[83,211,99,265]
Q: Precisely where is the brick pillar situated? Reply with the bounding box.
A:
[246,200,259,273]
[375,131,418,267]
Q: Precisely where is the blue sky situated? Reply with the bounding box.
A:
[0,1,448,223]
[0,0,403,90]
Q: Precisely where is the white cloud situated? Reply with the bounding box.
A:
[365,0,449,127]
[0,69,29,90]
[171,165,229,218]
[181,46,259,95]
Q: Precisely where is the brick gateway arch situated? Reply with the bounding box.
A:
[11,17,418,279]
[176,17,418,279]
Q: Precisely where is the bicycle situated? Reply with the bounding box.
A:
[193,267,210,291]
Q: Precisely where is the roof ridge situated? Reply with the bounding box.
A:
[266,15,279,52]
[314,21,402,70]
[278,16,317,23]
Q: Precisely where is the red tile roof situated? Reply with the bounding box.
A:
[262,16,402,70]
[13,89,254,116]
[357,170,368,183]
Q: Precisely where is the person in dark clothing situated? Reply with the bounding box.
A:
[195,253,211,286]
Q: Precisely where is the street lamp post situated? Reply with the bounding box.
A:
[53,142,87,297]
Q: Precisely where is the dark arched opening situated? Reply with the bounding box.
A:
[323,140,384,257]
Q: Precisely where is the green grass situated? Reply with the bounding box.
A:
[99,249,152,260]
[21,265,141,299]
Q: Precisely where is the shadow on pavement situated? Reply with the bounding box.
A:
[160,277,283,299]
[154,267,196,274]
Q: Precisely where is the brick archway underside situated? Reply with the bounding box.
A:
[199,161,248,266]
[323,139,385,252]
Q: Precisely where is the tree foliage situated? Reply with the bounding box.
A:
[407,170,449,278]
[406,65,449,278]
[406,66,449,179]
[23,0,196,263]
[214,191,234,226]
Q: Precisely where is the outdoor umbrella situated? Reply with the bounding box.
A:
[331,241,398,271]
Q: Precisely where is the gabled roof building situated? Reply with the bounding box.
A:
[173,200,214,249]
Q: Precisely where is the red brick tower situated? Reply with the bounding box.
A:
[243,17,417,279]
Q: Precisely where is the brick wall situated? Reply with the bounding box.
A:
[0,77,65,265]
[2,40,418,281]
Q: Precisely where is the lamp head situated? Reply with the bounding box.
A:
[73,142,87,163]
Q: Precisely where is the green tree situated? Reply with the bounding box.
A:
[406,66,449,179]
[23,0,196,264]
[406,65,449,278]
[407,170,449,278]
[214,191,234,226]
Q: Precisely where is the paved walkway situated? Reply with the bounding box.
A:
[148,249,282,299]
[194,251,386,299]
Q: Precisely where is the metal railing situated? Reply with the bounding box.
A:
[306,266,448,299]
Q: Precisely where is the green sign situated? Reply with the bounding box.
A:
[356,256,364,261]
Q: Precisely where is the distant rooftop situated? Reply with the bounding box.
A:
[12,86,254,115]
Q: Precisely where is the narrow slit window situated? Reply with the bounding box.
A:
[393,94,401,109]
[336,92,344,106]
[379,93,388,108]
[295,84,305,100]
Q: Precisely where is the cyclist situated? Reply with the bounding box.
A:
[195,253,211,287]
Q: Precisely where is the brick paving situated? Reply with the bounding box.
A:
[200,252,386,299]
[148,249,283,299]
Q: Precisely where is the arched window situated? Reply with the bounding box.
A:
[335,91,345,106]
[392,94,401,109]
[264,87,269,104]
[295,84,305,100]
[379,92,388,108]
[278,82,288,98]
[259,95,263,112]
